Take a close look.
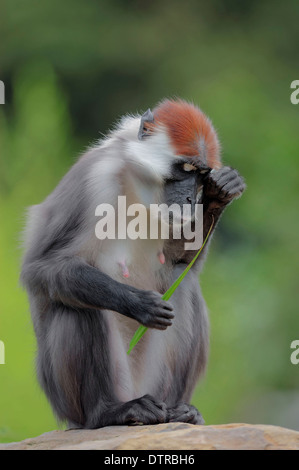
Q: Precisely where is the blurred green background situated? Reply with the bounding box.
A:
[0,0,299,443]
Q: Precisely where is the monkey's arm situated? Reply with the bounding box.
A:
[21,256,173,329]
[180,166,246,267]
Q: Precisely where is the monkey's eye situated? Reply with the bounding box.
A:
[183,163,197,172]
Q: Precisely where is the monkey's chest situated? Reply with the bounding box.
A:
[95,238,165,291]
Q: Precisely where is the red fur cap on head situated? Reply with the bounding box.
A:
[152,99,221,169]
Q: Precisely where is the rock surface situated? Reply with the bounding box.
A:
[1,423,298,450]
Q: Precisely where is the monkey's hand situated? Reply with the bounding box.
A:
[167,403,204,425]
[125,288,174,330]
[203,166,246,207]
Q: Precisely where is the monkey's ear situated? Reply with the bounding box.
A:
[138,108,154,140]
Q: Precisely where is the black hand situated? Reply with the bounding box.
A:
[124,287,174,330]
[203,166,246,207]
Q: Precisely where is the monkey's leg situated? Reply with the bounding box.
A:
[167,403,204,425]
[36,304,167,429]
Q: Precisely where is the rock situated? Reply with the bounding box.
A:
[0,423,298,450]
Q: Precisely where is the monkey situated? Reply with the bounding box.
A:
[20,98,245,428]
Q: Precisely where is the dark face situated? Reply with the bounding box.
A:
[163,159,210,224]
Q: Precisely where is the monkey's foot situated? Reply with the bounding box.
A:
[167,403,204,425]
[89,394,167,428]
[125,394,167,426]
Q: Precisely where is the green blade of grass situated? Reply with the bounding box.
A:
[127,218,214,355]
[126,326,148,355]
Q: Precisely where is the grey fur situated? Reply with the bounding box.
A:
[20,113,245,428]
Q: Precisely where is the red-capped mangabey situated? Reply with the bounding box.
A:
[20,99,245,428]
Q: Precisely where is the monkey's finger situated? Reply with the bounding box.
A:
[209,170,245,198]
[141,395,167,413]
[150,314,173,327]
[142,405,166,423]
[151,295,174,311]
[159,301,174,311]
[147,320,172,330]
[169,410,200,424]
[221,178,246,196]
[204,167,233,193]
[212,169,239,188]
[131,396,167,424]
[209,166,232,179]
[168,412,188,422]
[155,311,174,322]
[156,307,175,318]
[209,166,230,173]
[186,410,205,425]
